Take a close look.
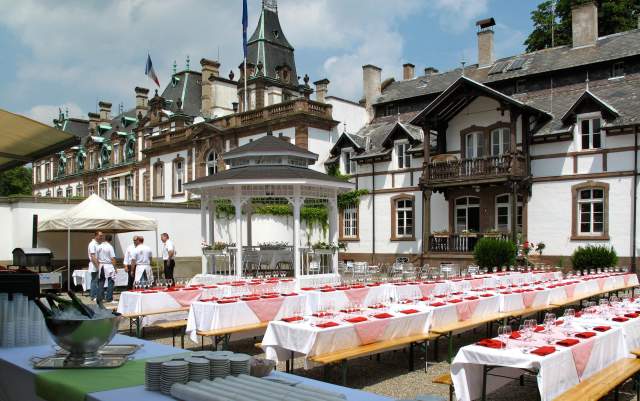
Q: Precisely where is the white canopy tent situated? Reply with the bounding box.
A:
[37,194,158,290]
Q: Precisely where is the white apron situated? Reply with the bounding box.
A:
[134,264,153,283]
[100,263,116,280]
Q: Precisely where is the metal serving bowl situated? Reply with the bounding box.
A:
[44,312,121,364]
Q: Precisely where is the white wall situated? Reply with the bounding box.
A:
[151,148,190,203]
[308,127,337,172]
[326,97,367,136]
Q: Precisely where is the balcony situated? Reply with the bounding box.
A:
[429,232,510,253]
[425,153,527,188]
[218,98,333,129]
[147,129,190,148]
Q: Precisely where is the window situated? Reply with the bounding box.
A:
[100,146,111,167]
[125,139,135,161]
[206,151,218,175]
[610,62,624,78]
[342,205,358,239]
[386,104,398,116]
[515,79,526,93]
[111,179,120,200]
[45,190,51,197]
[455,196,480,232]
[76,154,85,172]
[495,194,523,231]
[173,159,184,194]
[465,132,484,158]
[125,175,134,200]
[491,128,511,156]
[99,180,107,198]
[396,142,411,169]
[153,162,164,197]
[113,143,120,164]
[56,188,63,197]
[65,186,73,198]
[76,184,83,197]
[392,196,414,239]
[35,165,42,183]
[89,151,96,170]
[578,188,604,234]
[579,116,602,150]
[342,150,357,175]
[45,162,51,180]
[143,173,150,201]
[87,184,95,195]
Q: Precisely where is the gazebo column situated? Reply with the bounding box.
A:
[208,199,215,245]
[200,194,209,274]
[328,198,339,274]
[291,187,304,279]
[233,188,244,278]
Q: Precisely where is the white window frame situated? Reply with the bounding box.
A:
[113,143,120,164]
[125,175,134,200]
[578,188,605,235]
[342,205,358,238]
[99,181,107,198]
[395,140,411,169]
[465,131,484,159]
[173,159,184,194]
[341,148,357,175]
[111,178,120,200]
[491,127,511,156]
[395,198,413,238]
[206,151,218,176]
[455,196,480,232]
[495,194,523,231]
[76,184,83,197]
[65,186,73,198]
[577,112,603,150]
[153,163,164,197]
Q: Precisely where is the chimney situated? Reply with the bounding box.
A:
[200,58,221,118]
[424,67,439,76]
[572,1,598,48]
[403,63,415,80]
[88,112,100,133]
[134,87,149,119]
[476,17,496,67]
[362,64,382,122]
[314,78,330,103]
[98,101,112,122]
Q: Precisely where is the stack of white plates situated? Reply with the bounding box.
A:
[160,360,189,394]
[208,354,231,379]
[185,357,209,382]
[145,358,167,391]
[229,354,252,376]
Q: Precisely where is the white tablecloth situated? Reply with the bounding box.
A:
[186,294,308,343]
[499,288,553,312]
[428,295,501,331]
[262,305,432,368]
[302,285,389,313]
[72,269,128,291]
[452,323,628,401]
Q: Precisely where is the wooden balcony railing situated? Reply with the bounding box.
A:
[426,153,526,185]
[429,232,510,253]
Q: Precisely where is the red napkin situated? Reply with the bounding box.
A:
[312,312,332,317]
[448,299,462,303]
[367,283,381,287]
[556,338,580,347]
[535,287,545,291]
[321,288,336,292]
[418,297,430,301]
[613,317,629,322]
[476,339,504,349]
[282,316,303,323]
[451,292,463,295]
[203,285,218,289]
[399,299,414,305]
[625,313,639,318]
[430,302,446,307]
[241,296,260,301]
[281,292,298,296]
[373,313,394,319]
[316,321,339,328]
[394,283,407,286]
[368,304,385,309]
[434,295,446,298]
[501,292,512,295]
[335,286,349,290]
[301,287,315,291]
[201,297,218,302]
[163,288,178,292]
[465,296,479,300]
[400,309,419,314]
[217,299,237,304]
[480,294,493,297]
[575,332,596,339]
[484,288,495,291]
[531,346,556,356]
[261,294,280,299]
[141,290,157,294]
[183,287,200,291]
[593,326,611,332]
[350,285,365,289]
[534,326,545,332]
[340,308,361,313]
[510,331,521,339]
[555,320,564,326]
[345,316,368,323]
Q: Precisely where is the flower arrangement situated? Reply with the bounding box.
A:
[258,241,289,250]
[311,241,346,251]
[201,241,234,252]
[535,242,546,256]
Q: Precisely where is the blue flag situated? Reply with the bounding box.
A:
[242,0,248,59]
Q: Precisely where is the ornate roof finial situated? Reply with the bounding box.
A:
[172,60,177,75]
[460,60,466,77]
[343,122,347,134]
[585,71,590,91]
[263,0,277,12]
[64,107,69,118]
[185,55,190,71]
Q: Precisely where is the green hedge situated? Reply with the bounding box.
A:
[473,238,517,268]
[571,245,618,270]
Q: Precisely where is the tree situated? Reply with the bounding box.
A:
[0,166,33,196]
[524,0,640,53]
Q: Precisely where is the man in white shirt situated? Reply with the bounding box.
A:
[132,236,154,284]
[161,233,176,285]
[123,236,138,290]
[88,231,103,300]
[96,234,117,304]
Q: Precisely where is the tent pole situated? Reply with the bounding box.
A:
[67,227,71,292]
[155,227,160,282]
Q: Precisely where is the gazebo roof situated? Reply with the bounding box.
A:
[223,134,317,162]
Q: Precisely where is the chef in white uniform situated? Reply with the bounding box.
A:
[132,236,154,284]
[96,234,117,303]
[88,231,103,300]
[123,236,138,290]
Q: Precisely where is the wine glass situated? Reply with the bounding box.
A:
[498,326,511,349]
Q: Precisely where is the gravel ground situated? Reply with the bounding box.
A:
[82,291,639,401]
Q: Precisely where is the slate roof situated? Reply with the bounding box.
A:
[186,165,351,187]
[376,29,640,105]
[223,134,318,160]
[60,118,89,138]
[338,120,423,161]
[161,70,202,116]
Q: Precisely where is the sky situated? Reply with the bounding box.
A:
[0,0,541,125]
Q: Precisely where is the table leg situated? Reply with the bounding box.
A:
[447,332,453,363]
[409,342,414,371]
[171,329,176,347]
[135,317,141,338]
[481,365,489,401]
[180,331,185,349]
[340,360,348,386]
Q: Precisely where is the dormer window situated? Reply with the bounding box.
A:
[341,149,356,175]
[395,141,411,169]
[610,62,624,79]
[578,114,602,150]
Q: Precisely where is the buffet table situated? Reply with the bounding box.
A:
[0,335,391,401]
[72,269,128,291]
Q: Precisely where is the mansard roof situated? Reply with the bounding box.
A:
[160,70,202,116]
[377,29,640,105]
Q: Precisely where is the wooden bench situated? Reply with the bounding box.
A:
[301,332,439,385]
[554,358,640,401]
[631,348,640,358]
[432,373,453,401]
[197,322,269,350]
[156,320,188,348]
[121,306,190,337]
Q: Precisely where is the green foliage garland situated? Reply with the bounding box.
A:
[337,189,369,210]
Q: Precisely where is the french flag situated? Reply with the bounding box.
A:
[145,54,160,87]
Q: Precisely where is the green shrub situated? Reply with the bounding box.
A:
[571,245,618,270]
[473,238,517,268]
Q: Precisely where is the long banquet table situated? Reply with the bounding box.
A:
[72,268,129,291]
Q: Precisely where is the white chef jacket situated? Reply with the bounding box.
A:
[162,239,175,261]
[123,244,137,265]
[88,239,99,273]
[133,244,153,282]
[96,242,116,279]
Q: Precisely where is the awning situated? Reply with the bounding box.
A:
[0,108,79,172]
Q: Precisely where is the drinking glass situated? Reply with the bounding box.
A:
[498,326,511,349]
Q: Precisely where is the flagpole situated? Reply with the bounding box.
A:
[244,58,248,112]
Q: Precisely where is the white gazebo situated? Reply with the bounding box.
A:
[185,135,353,281]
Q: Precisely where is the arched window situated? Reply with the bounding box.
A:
[173,158,184,194]
[125,138,136,161]
[56,187,63,197]
[455,196,480,232]
[100,145,111,167]
[206,151,218,176]
[65,186,73,198]
[153,162,164,198]
[76,153,85,172]
[76,184,84,197]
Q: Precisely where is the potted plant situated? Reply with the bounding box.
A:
[432,230,450,238]
[483,229,502,238]
[460,229,477,238]
[258,241,289,250]
[202,241,232,255]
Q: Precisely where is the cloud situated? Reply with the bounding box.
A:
[431,0,489,33]
[25,102,84,125]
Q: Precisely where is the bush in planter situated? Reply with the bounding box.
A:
[571,245,618,270]
[473,238,517,268]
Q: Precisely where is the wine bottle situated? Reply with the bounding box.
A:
[44,294,74,310]
[33,298,54,319]
[67,291,95,318]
